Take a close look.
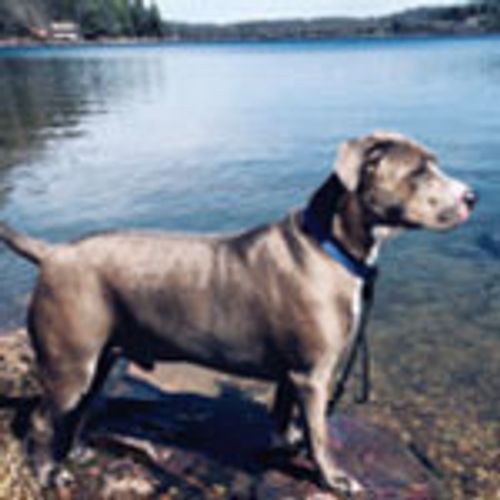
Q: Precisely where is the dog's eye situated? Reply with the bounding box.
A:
[410,164,428,179]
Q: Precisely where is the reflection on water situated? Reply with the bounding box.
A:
[0,38,499,496]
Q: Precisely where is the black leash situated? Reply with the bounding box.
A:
[327,274,377,415]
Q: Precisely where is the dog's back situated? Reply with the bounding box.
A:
[23,215,346,379]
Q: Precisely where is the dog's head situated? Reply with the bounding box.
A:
[335,131,476,231]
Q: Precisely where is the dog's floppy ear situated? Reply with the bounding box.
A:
[334,132,398,191]
[334,139,365,192]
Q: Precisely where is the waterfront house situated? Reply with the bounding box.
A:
[50,21,80,42]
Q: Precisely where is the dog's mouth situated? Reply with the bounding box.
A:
[436,203,472,229]
[434,188,477,229]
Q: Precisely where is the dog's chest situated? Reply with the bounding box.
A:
[319,276,365,345]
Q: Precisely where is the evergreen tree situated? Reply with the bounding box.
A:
[130,0,147,36]
[80,0,109,38]
[114,0,134,36]
[145,3,163,37]
[0,0,166,39]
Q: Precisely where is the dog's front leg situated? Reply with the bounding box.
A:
[291,370,363,494]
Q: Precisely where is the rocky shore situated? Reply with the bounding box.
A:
[0,328,497,499]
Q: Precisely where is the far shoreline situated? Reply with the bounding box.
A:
[1,32,500,51]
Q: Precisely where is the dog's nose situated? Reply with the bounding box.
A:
[463,190,478,210]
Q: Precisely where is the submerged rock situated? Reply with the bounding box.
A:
[0,330,442,498]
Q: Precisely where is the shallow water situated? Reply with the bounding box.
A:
[0,37,499,495]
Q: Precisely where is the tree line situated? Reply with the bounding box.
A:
[0,0,163,39]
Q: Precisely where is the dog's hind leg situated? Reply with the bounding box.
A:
[271,377,303,451]
[26,275,114,486]
[27,350,104,487]
[29,349,118,487]
[53,346,119,463]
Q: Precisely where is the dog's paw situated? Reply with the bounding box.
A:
[68,444,96,464]
[321,470,364,497]
[33,460,75,490]
[49,467,75,489]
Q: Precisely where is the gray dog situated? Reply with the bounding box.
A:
[0,131,476,493]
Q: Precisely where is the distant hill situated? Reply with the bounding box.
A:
[163,4,500,42]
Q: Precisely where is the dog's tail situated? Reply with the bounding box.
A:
[0,222,51,265]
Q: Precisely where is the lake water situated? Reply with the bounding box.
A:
[0,37,499,495]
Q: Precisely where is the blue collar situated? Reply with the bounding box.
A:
[302,207,378,282]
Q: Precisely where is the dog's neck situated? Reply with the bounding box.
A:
[304,174,387,265]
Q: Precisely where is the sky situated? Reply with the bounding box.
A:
[156,0,468,23]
